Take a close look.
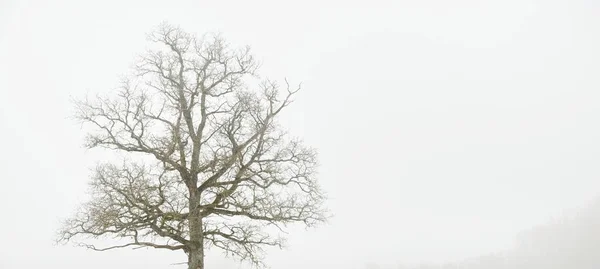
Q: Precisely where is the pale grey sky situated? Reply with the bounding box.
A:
[1,0,599,268]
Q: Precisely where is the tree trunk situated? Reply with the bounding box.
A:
[188,246,204,269]
[188,192,204,269]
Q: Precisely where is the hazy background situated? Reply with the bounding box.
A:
[1,0,599,268]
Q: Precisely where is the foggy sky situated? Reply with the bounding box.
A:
[1,0,599,268]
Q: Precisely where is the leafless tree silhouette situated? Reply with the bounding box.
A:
[57,22,328,269]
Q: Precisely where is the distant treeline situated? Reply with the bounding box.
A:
[396,198,600,269]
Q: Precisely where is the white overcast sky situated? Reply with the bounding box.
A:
[1,0,599,268]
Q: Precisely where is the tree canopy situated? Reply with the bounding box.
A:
[58,22,328,269]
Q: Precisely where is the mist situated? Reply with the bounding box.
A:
[1,0,599,268]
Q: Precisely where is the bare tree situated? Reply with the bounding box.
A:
[57,23,328,269]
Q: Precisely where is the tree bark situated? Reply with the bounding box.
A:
[188,191,204,269]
